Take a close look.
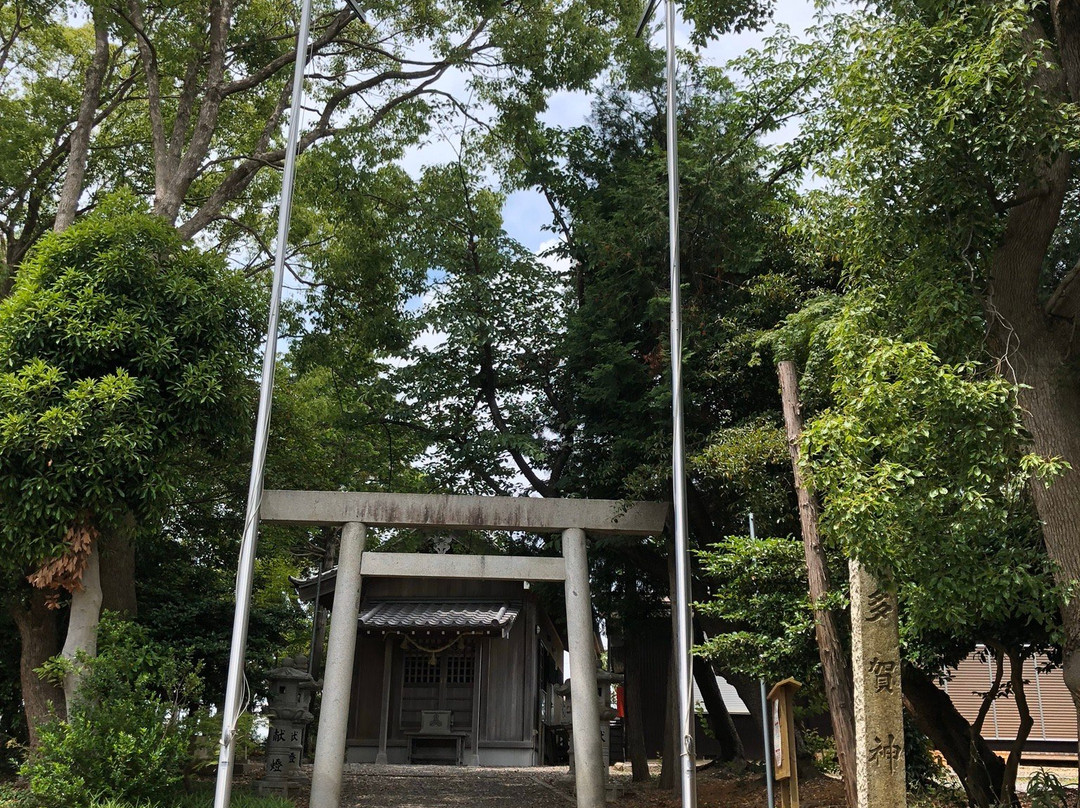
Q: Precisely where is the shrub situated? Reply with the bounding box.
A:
[903,715,944,790]
[1027,771,1072,808]
[0,782,34,808]
[21,616,204,808]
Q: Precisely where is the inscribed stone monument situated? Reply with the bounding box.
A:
[850,562,906,808]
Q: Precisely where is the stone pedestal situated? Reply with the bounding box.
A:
[254,655,319,797]
[850,562,906,808]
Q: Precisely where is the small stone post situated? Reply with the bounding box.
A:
[850,561,906,808]
[254,655,318,796]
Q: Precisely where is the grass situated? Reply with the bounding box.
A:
[0,781,294,808]
[170,787,294,808]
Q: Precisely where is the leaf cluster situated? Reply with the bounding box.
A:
[22,615,205,808]
[0,192,261,575]
[695,534,824,687]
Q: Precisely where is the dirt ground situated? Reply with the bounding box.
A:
[280,764,854,808]
[614,767,848,808]
[274,762,1078,808]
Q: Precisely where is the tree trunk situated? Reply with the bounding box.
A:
[901,662,1013,807]
[60,542,103,709]
[98,512,138,617]
[624,626,651,782]
[985,140,1080,748]
[691,619,744,761]
[53,7,110,232]
[777,360,858,808]
[728,670,768,748]
[691,656,743,762]
[9,588,64,746]
[659,647,678,792]
[998,647,1034,808]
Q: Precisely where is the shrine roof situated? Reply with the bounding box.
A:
[358,599,521,637]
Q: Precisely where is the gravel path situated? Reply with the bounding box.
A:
[336,764,628,808]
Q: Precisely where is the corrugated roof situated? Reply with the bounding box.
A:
[359,600,520,637]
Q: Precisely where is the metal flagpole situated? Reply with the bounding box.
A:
[664,0,696,804]
[212,0,314,804]
[633,8,694,804]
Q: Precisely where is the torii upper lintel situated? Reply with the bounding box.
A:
[260,489,671,536]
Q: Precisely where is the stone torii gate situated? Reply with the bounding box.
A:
[259,489,670,808]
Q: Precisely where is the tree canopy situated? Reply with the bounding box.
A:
[0,191,260,582]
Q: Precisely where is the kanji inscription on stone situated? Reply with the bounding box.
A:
[867,657,897,693]
[868,733,903,773]
[850,561,906,808]
[866,588,891,622]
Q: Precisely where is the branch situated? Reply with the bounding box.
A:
[220,9,354,98]
[167,57,203,172]
[178,60,463,240]
[970,647,1003,738]
[1045,258,1080,319]
[177,77,292,239]
[55,7,111,232]
[0,4,29,79]
[120,0,168,200]
[998,644,1033,807]
[478,343,554,497]
[1052,0,1080,105]
[159,0,233,222]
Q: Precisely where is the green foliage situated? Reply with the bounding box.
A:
[690,418,791,525]
[1026,771,1072,808]
[390,160,569,496]
[799,728,839,775]
[541,61,825,507]
[802,328,1062,658]
[695,534,823,686]
[0,782,34,808]
[21,616,206,808]
[136,522,306,712]
[0,192,260,574]
[0,1,96,270]
[0,612,25,775]
[906,784,968,808]
[0,783,295,808]
[903,715,945,790]
[167,791,294,808]
[742,0,1072,791]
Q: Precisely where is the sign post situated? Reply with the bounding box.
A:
[767,678,801,808]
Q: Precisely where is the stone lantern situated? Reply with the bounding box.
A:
[555,669,623,787]
[254,655,320,796]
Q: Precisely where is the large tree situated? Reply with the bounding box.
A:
[1,0,640,277]
[0,193,260,723]
[2,0,646,746]
[744,0,1080,730]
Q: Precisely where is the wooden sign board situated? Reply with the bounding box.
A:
[768,678,802,808]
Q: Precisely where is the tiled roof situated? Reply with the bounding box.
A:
[358,600,520,637]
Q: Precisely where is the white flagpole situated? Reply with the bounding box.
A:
[664,0,697,804]
[212,0,314,804]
